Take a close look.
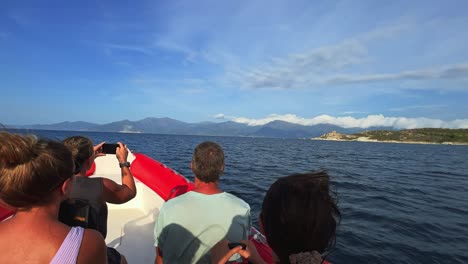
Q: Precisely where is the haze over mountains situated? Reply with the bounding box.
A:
[9,117,391,138]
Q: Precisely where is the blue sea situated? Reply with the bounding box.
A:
[13,129,468,263]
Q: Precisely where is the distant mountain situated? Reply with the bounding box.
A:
[92,117,194,134]
[137,117,190,133]
[22,121,99,131]
[191,121,257,136]
[92,119,138,133]
[250,121,374,138]
[10,117,395,138]
[251,120,313,138]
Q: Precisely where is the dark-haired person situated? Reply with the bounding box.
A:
[0,132,107,263]
[62,136,137,264]
[154,141,252,264]
[212,171,340,264]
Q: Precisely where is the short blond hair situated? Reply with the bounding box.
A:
[191,141,224,182]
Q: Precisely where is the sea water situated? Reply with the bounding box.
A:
[15,130,468,263]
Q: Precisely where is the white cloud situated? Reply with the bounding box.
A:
[340,111,368,115]
[240,54,468,90]
[359,22,415,42]
[323,64,468,86]
[132,78,209,92]
[239,40,368,89]
[389,104,446,112]
[222,114,468,129]
[213,113,225,119]
[228,19,468,90]
[101,43,154,55]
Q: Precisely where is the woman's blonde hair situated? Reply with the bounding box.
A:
[0,132,74,210]
[63,136,94,174]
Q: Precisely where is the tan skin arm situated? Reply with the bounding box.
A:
[77,229,107,264]
[102,142,137,204]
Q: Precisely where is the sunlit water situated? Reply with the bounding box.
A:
[15,130,468,263]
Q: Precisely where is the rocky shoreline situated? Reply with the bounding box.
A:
[314,131,468,146]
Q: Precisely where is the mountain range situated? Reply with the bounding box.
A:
[7,117,391,138]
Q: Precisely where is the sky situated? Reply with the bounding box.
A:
[1,0,468,129]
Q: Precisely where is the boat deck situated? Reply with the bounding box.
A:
[93,153,165,263]
[107,208,156,263]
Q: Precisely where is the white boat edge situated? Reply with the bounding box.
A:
[95,152,164,263]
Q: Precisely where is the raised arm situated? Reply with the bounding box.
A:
[102,142,137,204]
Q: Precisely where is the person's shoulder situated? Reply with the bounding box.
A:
[161,192,196,209]
[76,176,103,185]
[220,192,250,209]
[79,228,107,263]
[170,191,196,202]
[97,177,111,184]
[82,228,105,247]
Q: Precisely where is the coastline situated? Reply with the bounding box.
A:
[312,137,468,146]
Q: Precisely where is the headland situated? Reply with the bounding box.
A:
[314,128,468,145]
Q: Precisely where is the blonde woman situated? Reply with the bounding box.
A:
[0,132,107,263]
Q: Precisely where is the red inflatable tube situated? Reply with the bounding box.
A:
[86,162,96,177]
[130,153,194,201]
[0,207,13,222]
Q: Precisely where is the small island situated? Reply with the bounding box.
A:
[315,128,468,145]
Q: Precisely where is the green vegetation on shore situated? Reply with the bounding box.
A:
[318,128,468,144]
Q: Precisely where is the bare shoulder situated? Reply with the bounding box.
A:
[77,228,107,264]
[102,177,118,187]
[94,177,113,185]
[101,177,122,195]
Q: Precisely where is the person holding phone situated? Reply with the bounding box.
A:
[211,171,340,264]
[61,136,137,264]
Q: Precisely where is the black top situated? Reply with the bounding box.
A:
[69,176,108,238]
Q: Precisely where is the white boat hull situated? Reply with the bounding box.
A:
[94,153,164,263]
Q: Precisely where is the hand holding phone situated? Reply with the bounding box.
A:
[101,143,119,154]
[228,242,247,250]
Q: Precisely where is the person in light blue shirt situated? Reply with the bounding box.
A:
[154,141,251,264]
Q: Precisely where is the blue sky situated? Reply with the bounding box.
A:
[1,0,468,128]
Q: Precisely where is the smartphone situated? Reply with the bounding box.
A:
[228,242,246,250]
[101,143,119,154]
